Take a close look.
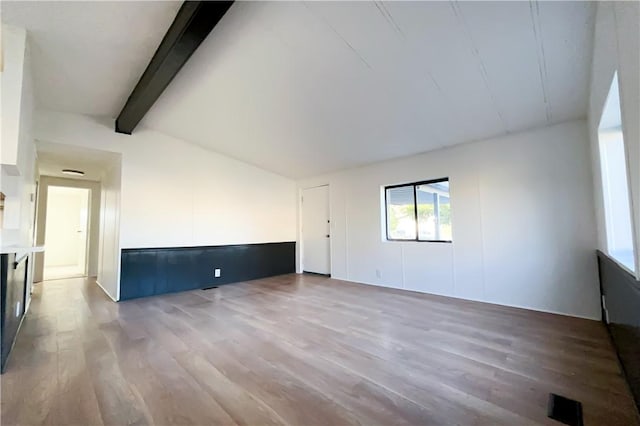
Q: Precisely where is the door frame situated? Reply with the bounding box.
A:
[298,184,331,276]
[42,185,91,279]
[34,177,101,282]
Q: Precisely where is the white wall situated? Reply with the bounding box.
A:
[588,2,640,276]
[0,25,37,307]
[35,110,297,249]
[1,25,27,173]
[97,162,121,301]
[1,24,37,246]
[299,120,600,319]
[35,110,297,299]
[34,176,101,281]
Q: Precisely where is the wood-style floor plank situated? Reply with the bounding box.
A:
[1,274,638,425]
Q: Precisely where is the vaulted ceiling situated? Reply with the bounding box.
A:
[2,1,596,178]
[1,1,181,116]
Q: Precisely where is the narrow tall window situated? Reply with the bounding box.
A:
[385,178,451,242]
[598,73,635,272]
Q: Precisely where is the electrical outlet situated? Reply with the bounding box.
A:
[375,269,381,279]
[214,268,221,278]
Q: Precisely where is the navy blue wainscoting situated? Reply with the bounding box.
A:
[120,242,296,300]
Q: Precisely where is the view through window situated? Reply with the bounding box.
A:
[385,179,452,242]
[598,73,635,272]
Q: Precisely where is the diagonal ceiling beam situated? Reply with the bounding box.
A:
[115,0,234,135]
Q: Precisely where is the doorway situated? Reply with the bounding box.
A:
[43,186,90,280]
[301,185,330,275]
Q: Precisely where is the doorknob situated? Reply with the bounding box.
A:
[326,234,330,238]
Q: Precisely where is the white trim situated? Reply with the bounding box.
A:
[331,276,601,321]
[299,184,331,275]
[95,280,118,302]
[300,183,331,191]
[25,291,32,313]
[605,252,635,276]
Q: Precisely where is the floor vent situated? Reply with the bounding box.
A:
[202,286,219,290]
[547,393,583,426]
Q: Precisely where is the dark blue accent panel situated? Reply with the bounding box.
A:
[1,253,28,373]
[120,242,296,300]
[597,250,640,411]
[120,250,160,300]
[165,249,193,293]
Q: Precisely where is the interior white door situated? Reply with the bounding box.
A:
[302,185,330,275]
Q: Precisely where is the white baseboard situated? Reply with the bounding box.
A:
[94,280,118,302]
[332,276,600,321]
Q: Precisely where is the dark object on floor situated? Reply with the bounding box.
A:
[202,286,219,290]
[547,393,583,426]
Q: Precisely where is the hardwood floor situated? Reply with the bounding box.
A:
[1,274,638,426]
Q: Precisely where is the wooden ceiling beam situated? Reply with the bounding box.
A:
[115,1,234,135]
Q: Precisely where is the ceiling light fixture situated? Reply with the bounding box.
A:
[61,169,85,176]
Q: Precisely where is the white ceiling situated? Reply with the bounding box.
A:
[4,1,595,179]
[1,1,181,116]
[36,140,121,181]
[142,1,596,178]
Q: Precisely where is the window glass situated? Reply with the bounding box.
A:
[385,179,451,242]
[416,181,451,241]
[386,186,416,240]
[416,185,436,240]
[598,73,635,272]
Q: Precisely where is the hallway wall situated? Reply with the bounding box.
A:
[97,161,121,301]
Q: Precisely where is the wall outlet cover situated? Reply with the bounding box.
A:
[214,268,221,278]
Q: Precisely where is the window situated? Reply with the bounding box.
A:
[598,73,635,272]
[385,178,452,242]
